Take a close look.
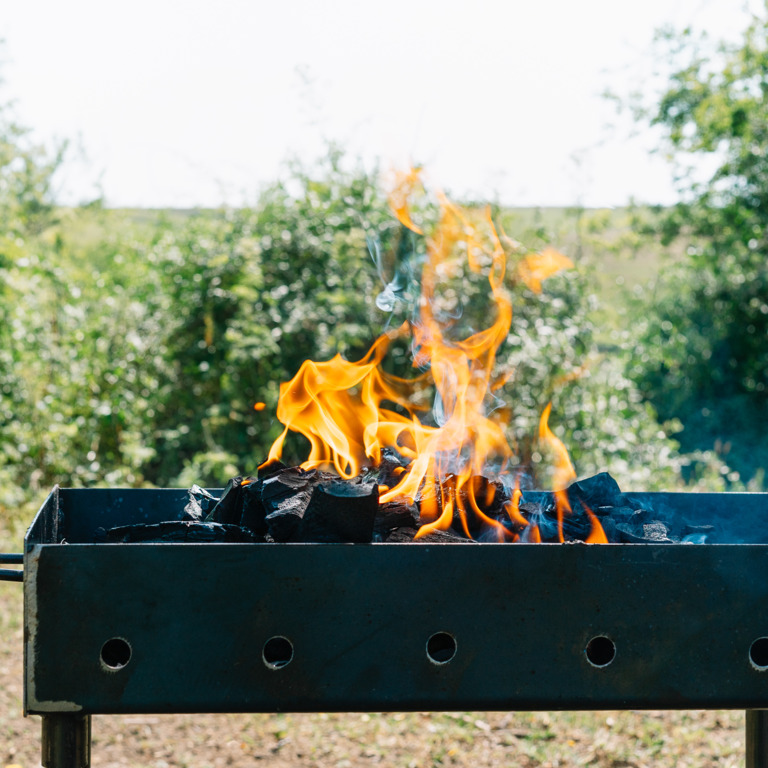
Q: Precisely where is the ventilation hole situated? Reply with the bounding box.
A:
[263,636,294,670]
[426,632,457,665]
[750,637,768,670]
[100,638,132,670]
[585,635,616,668]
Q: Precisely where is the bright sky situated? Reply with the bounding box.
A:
[1,0,758,208]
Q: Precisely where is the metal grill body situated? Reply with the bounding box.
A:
[23,486,768,716]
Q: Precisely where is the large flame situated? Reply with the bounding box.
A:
[263,176,602,542]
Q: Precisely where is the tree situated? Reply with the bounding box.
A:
[146,150,400,484]
[626,9,768,485]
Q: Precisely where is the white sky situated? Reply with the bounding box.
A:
[1,0,758,208]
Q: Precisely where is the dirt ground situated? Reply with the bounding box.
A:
[0,580,747,768]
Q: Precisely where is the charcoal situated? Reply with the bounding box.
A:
[425,475,503,539]
[299,481,379,543]
[562,517,592,541]
[535,509,561,541]
[374,500,419,538]
[500,501,531,534]
[263,484,315,542]
[105,521,260,543]
[260,476,297,514]
[260,469,314,514]
[566,472,627,515]
[205,476,251,525]
[375,447,412,489]
[615,520,673,544]
[265,505,304,542]
[383,526,418,542]
[240,480,267,536]
[682,524,715,537]
[414,527,477,544]
[183,484,220,522]
[518,501,543,519]
[258,459,287,479]
[643,522,672,541]
[630,508,653,524]
[605,505,639,521]
[599,517,618,543]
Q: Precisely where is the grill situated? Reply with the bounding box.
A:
[8,485,768,766]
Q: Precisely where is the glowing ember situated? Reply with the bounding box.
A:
[262,173,605,542]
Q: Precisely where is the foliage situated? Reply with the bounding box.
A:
[624,10,768,484]
[0,126,710,529]
[144,151,398,483]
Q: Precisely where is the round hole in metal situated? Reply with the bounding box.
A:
[263,636,294,670]
[750,637,768,670]
[426,632,457,665]
[585,635,616,668]
[100,638,132,670]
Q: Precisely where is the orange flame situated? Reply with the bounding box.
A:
[517,247,574,294]
[538,402,606,544]
[388,168,424,234]
[538,402,575,543]
[584,503,609,544]
[264,176,582,540]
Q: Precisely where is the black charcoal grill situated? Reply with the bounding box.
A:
[7,485,768,767]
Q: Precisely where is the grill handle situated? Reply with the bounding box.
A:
[0,553,23,582]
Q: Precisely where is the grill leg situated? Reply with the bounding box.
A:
[41,714,91,768]
[747,710,768,768]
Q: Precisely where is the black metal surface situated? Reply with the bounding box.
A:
[747,710,768,768]
[0,553,23,582]
[41,714,91,768]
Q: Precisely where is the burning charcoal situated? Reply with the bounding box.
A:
[414,528,477,544]
[299,481,379,543]
[374,500,419,541]
[455,476,508,535]
[383,526,418,542]
[183,485,220,522]
[535,508,561,541]
[683,532,708,544]
[205,476,252,526]
[105,521,260,543]
[518,501,543,521]
[375,447,412,489]
[257,459,287,479]
[567,472,627,514]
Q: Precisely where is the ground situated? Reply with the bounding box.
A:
[0,581,747,768]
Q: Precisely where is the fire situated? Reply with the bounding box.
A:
[262,174,605,543]
[538,402,607,543]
